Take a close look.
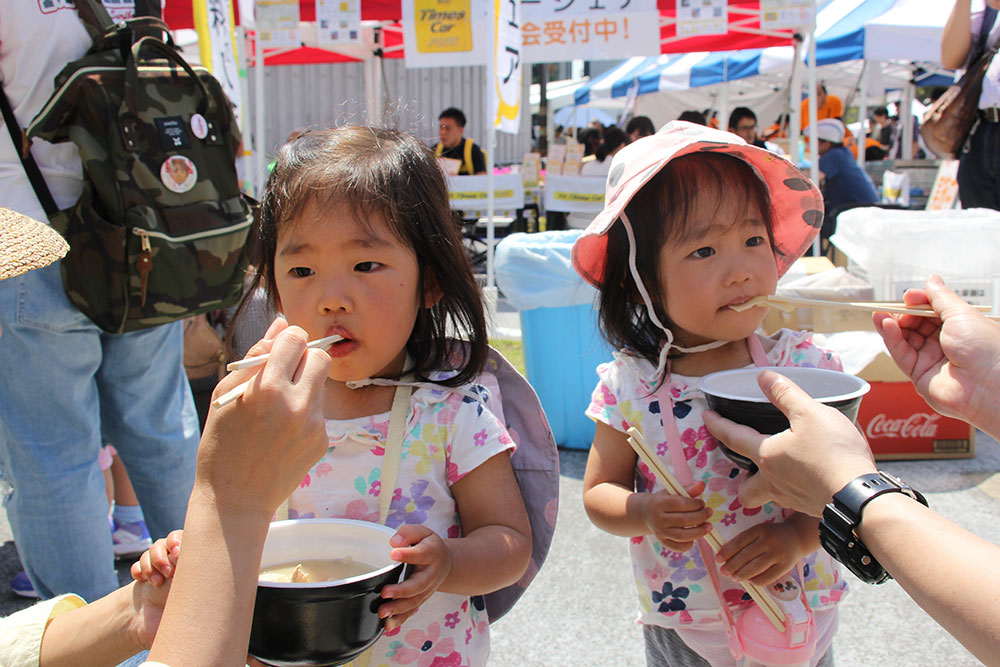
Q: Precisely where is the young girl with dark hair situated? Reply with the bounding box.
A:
[229,126,531,665]
[574,122,847,666]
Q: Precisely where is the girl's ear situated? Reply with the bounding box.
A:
[422,270,443,308]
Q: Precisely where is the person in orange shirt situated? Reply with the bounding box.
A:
[800,84,843,127]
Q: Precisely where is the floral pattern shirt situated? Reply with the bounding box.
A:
[288,375,516,667]
[586,330,849,630]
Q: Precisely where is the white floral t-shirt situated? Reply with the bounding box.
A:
[586,330,849,630]
[288,376,515,667]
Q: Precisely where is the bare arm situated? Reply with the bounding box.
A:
[942,1,973,69]
[856,493,1000,664]
[582,421,712,548]
[147,322,331,667]
[439,451,532,594]
[374,451,532,629]
[38,581,166,666]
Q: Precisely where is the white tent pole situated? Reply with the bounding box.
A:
[807,0,819,256]
[364,56,374,122]
[857,61,869,170]
[254,30,266,197]
[720,81,730,136]
[485,5,496,289]
[790,37,802,164]
[902,77,914,160]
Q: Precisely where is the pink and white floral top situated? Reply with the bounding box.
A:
[586,329,849,630]
[288,374,515,667]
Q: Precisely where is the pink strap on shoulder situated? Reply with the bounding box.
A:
[747,334,770,367]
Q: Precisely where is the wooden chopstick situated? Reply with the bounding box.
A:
[625,428,787,632]
[226,334,343,372]
[211,334,343,409]
[737,294,1000,320]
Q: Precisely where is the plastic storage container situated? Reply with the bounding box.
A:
[830,207,1000,304]
[496,231,614,449]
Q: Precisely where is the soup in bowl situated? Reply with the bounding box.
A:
[250,519,406,667]
[699,366,870,473]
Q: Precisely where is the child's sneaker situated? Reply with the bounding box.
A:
[10,570,39,599]
[111,518,152,559]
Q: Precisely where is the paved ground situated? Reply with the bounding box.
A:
[3,441,995,666]
[2,295,997,665]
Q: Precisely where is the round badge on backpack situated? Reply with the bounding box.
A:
[161,156,198,193]
[190,113,209,140]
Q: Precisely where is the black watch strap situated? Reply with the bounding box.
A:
[819,471,928,584]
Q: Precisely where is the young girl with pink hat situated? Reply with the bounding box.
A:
[573,121,847,666]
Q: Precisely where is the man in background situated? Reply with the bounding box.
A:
[434,107,486,175]
[727,107,767,148]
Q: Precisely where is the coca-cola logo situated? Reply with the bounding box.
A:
[866,413,940,440]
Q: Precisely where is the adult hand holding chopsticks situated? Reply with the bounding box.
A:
[148,318,332,667]
[874,275,1000,435]
[204,317,332,513]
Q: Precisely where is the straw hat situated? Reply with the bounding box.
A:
[0,208,68,281]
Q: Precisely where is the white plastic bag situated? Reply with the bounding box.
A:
[495,231,599,311]
[880,170,910,207]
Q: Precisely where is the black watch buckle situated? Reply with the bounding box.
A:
[819,471,928,585]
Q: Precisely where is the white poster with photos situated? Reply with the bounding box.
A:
[316,0,362,45]
[677,0,727,37]
[760,0,811,30]
[256,0,301,48]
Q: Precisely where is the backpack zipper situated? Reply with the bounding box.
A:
[131,217,251,305]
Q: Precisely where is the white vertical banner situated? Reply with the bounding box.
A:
[316,0,362,46]
[192,0,243,127]
[256,0,301,48]
[493,0,521,135]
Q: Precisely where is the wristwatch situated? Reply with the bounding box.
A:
[819,471,928,584]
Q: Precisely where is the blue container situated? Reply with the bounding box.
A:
[520,303,615,450]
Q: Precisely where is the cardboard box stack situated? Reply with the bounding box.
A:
[761,257,974,460]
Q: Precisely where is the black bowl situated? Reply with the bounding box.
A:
[250,519,406,667]
[699,367,870,472]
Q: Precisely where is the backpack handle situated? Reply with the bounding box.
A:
[121,36,218,126]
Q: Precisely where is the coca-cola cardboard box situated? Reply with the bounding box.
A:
[856,354,975,460]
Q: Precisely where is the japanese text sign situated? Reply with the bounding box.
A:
[521,0,659,62]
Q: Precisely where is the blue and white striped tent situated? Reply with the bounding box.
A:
[573,0,952,114]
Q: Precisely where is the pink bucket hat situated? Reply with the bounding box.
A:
[572,121,823,287]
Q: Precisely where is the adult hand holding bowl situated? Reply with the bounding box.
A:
[699,367,870,474]
[703,370,879,516]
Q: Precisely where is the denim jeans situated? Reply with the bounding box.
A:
[958,120,1000,211]
[0,262,199,601]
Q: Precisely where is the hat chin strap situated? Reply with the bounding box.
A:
[620,212,729,381]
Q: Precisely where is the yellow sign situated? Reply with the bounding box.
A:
[414,0,473,53]
[553,191,605,203]
[450,189,515,200]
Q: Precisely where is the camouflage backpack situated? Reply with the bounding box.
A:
[23,0,251,333]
